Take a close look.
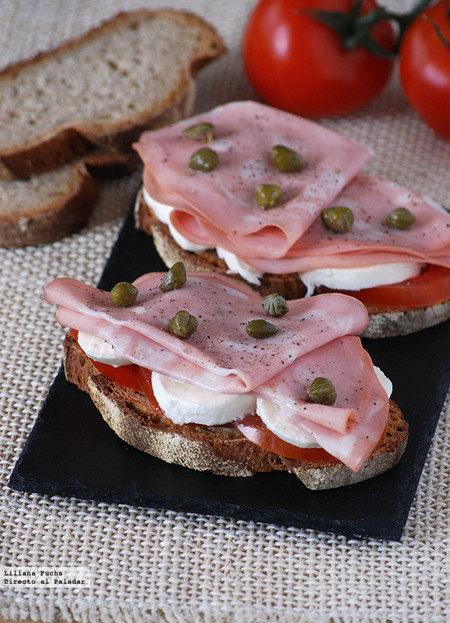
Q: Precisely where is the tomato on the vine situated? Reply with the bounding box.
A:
[242,0,396,118]
[399,0,450,140]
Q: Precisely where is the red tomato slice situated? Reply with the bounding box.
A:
[334,265,450,308]
[235,413,338,462]
[136,366,164,414]
[72,331,337,462]
[91,360,142,392]
[72,329,141,392]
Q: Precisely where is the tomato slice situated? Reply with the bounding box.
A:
[136,366,164,414]
[235,413,338,462]
[72,330,336,462]
[91,360,142,392]
[331,265,450,309]
[72,329,141,392]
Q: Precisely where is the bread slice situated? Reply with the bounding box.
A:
[0,161,99,247]
[136,194,450,339]
[63,331,408,490]
[0,9,225,179]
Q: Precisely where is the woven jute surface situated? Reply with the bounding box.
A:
[0,1,449,621]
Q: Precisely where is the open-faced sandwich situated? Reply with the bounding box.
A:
[44,266,408,490]
[134,101,450,339]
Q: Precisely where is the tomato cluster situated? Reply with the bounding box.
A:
[242,0,450,139]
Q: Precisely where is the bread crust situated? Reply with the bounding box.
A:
[63,331,408,490]
[136,195,450,338]
[0,9,225,178]
[0,162,98,247]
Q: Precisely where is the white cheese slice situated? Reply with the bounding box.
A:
[77,332,131,367]
[151,372,256,426]
[300,262,424,297]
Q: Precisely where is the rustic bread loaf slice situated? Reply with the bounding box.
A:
[0,9,225,179]
[0,161,98,247]
[0,150,141,248]
[136,194,450,339]
[63,331,408,490]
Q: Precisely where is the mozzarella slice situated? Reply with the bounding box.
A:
[373,366,393,398]
[77,332,131,367]
[151,372,256,426]
[256,398,319,449]
[143,188,263,282]
[300,262,424,297]
[216,247,262,285]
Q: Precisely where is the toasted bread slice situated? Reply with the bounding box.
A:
[136,194,450,339]
[0,9,225,179]
[63,331,408,490]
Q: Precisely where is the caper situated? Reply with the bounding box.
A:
[385,207,416,230]
[188,147,218,172]
[168,310,198,339]
[255,184,283,210]
[321,206,354,234]
[270,145,307,173]
[246,318,279,339]
[182,122,215,143]
[160,261,187,292]
[307,377,337,406]
[110,281,138,307]
[262,293,289,317]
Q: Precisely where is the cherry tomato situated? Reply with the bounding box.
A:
[235,413,338,461]
[399,0,450,140]
[242,0,396,117]
[335,265,450,308]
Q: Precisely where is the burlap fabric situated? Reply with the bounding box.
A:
[0,1,449,621]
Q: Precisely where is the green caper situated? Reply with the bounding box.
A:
[168,310,198,339]
[182,122,215,143]
[385,207,416,230]
[321,206,354,234]
[160,262,187,292]
[255,184,283,210]
[262,293,289,317]
[246,318,279,339]
[307,377,337,406]
[110,281,138,307]
[270,145,308,173]
[188,147,218,172]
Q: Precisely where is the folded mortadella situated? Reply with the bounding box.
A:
[135,100,372,259]
[44,270,390,471]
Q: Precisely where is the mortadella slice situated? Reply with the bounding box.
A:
[255,337,389,471]
[135,101,372,259]
[44,271,393,471]
[44,271,369,394]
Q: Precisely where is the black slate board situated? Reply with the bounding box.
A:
[8,201,450,541]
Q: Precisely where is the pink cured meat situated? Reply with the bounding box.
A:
[44,271,390,471]
[244,174,450,273]
[144,168,450,273]
[135,100,372,259]
[255,337,389,470]
[44,271,368,393]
